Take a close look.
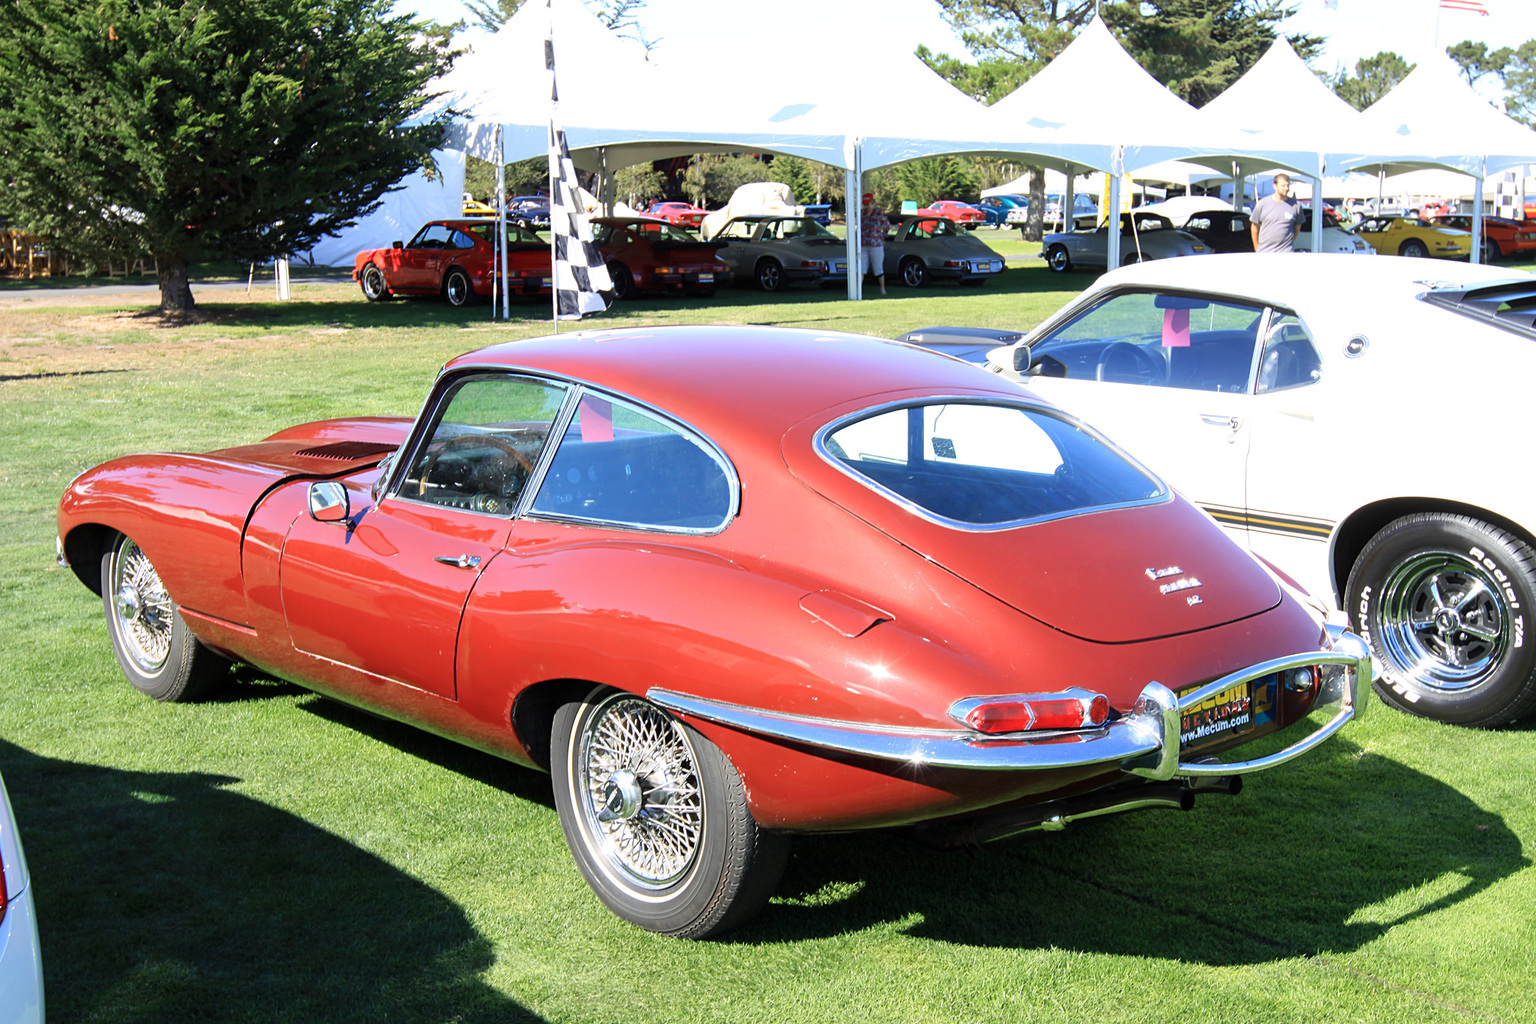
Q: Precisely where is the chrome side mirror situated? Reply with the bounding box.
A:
[307,481,351,526]
[1012,343,1034,374]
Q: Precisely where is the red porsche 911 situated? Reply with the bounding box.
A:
[57,326,1370,938]
[353,219,551,307]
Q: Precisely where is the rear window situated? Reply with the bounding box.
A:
[820,400,1166,528]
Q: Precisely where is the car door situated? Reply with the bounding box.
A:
[279,373,571,699]
[393,223,456,290]
[1022,290,1263,543]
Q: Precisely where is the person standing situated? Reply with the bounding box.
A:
[859,192,889,295]
[1250,173,1302,253]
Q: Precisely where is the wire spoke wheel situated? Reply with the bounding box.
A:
[110,538,175,674]
[577,694,704,888]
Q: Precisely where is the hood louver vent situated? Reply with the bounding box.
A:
[292,441,397,461]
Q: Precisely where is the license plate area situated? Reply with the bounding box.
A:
[1178,678,1256,752]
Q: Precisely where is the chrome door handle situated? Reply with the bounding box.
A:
[1199,413,1243,429]
[434,554,482,570]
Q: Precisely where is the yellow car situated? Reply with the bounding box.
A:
[1355,215,1472,259]
[461,196,496,217]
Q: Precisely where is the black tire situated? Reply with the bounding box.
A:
[899,257,927,288]
[443,267,476,307]
[1046,245,1072,273]
[1483,237,1502,262]
[610,264,635,300]
[101,535,229,702]
[1399,239,1429,259]
[551,687,790,938]
[755,259,784,292]
[359,262,391,302]
[1346,513,1536,726]
[1121,249,1148,266]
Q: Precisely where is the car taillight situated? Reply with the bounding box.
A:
[950,689,1111,733]
[943,260,962,268]
[800,260,826,270]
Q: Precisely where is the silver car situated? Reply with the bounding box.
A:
[883,215,1007,287]
[1042,211,1209,272]
[707,216,849,292]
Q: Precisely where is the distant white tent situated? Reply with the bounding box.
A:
[306,154,466,269]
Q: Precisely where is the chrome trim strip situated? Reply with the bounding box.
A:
[648,631,1371,782]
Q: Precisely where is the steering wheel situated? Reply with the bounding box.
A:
[417,432,535,499]
[1095,341,1166,385]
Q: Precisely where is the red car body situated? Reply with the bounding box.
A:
[56,326,1369,938]
[1426,214,1536,260]
[591,216,733,298]
[645,201,711,228]
[352,219,551,307]
[922,200,986,227]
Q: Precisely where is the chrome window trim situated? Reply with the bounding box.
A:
[520,384,741,537]
[813,395,1170,534]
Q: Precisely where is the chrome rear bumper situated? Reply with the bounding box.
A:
[648,627,1371,783]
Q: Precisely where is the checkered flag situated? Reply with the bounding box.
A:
[546,0,613,321]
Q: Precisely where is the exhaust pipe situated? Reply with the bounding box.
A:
[900,776,1242,849]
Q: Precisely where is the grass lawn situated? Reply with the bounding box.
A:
[2,264,1533,1024]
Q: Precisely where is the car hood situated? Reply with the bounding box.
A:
[783,405,1282,644]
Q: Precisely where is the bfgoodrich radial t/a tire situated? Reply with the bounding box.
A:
[551,687,790,938]
[1347,513,1536,726]
[101,534,229,702]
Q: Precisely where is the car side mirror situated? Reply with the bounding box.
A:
[308,481,352,526]
[1012,344,1034,373]
[391,240,403,250]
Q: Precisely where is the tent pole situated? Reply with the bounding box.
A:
[846,137,862,301]
[1063,163,1075,234]
[1312,168,1324,253]
[1106,148,1123,269]
[1472,160,1486,264]
[496,126,508,322]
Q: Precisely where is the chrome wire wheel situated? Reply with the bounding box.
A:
[110,537,174,674]
[1374,550,1510,693]
[574,693,705,890]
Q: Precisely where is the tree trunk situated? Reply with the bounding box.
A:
[156,255,196,312]
[1026,166,1046,241]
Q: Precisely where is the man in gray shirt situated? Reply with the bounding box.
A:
[1250,173,1301,252]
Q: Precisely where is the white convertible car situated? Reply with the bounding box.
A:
[967,254,1536,727]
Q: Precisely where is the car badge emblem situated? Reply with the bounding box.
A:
[1145,566,1183,580]
[1158,577,1203,595]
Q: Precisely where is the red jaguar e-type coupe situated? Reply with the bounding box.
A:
[56,326,1370,938]
[353,218,551,307]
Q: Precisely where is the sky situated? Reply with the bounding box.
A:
[398,0,1536,84]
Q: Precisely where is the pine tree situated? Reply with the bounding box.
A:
[1328,51,1415,111]
[0,0,450,310]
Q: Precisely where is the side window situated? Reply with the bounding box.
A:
[410,224,454,249]
[1031,292,1267,393]
[1256,314,1322,393]
[529,392,734,532]
[399,375,569,515]
[449,230,477,249]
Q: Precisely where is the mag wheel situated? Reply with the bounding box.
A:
[755,259,783,292]
[1347,513,1536,726]
[551,687,789,937]
[359,263,391,301]
[1046,245,1072,273]
[1399,239,1429,258]
[443,267,475,307]
[899,257,926,288]
[101,535,228,702]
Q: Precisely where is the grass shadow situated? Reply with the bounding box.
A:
[0,738,546,1023]
[731,736,1526,962]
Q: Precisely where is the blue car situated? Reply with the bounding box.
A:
[978,194,1029,227]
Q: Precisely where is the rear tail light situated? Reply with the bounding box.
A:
[800,260,826,270]
[950,689,1111,733]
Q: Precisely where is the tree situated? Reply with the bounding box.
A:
[1329,50,1414,111]
[1493,40,1536,128]
[680,154,770,208]
[896,156,982,206]
[930,0,1319,107]
[456,0,652,49]
[0,0,450,311]
[1446,39,1506,88]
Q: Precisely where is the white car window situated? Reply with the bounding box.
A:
[1032,291,1267,394]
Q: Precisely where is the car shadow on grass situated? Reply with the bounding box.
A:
[0,738,547,1023]
[734,735,1527,962]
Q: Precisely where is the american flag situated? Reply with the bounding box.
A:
[1440,0,1490,14]
[546,0,613,321]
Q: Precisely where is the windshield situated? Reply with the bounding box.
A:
[820,400,1165,528]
